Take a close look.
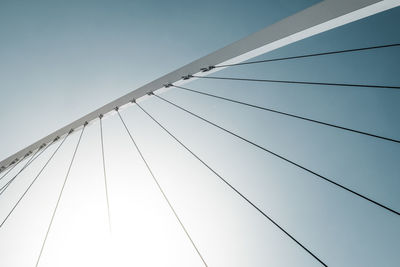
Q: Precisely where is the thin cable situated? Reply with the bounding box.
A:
[134,102,327,266]
[215,43,400,68]
[192,75,400,90]
[0,152,37,195]
[173,85,400,144]
[117,110,208,267]
[0,143,51,196]
[0,158,23,182]
[35,126,85,267]
[0,135,69,229]
[153,94,400,216]
[100,117,112,232]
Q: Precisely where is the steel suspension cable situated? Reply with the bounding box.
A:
[214,43,400,68]
[0,153,37,195]
[192,76,400,90]
[0,143,51,196]
[152,93,400,216]
[35,126,85,267]
[99,116,112,232]
[0,134,69,229]
[0,158,24,182]
[134,101,327,266]
[172,85,400,144]
[117,109,208,267]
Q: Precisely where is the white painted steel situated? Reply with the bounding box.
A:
[1,0,399,172]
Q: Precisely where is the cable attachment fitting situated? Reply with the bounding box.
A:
[115,107,119,111]
[54,136,60,142]
[39,143,46,149]
[99,114,104,119]
[130,98,136,103]
[182,75,193,80]
[200,66,215,72]
[164,83,173,88]
[84,121,89,127]
[24,151,32,158]
[147,92,154,96]
[69,128,74,134]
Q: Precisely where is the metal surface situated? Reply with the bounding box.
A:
[1,0,399,172]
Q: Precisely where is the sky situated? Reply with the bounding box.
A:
[0,0,400,267]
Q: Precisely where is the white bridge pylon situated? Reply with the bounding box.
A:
[1,0,399,174]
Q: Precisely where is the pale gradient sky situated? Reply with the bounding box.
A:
[0,1,399,267]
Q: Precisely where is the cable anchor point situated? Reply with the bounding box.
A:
[182,75,193,80]
[200,66,215,72]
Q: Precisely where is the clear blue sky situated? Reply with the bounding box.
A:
[0,0,319,159]
[0,1,399,267]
